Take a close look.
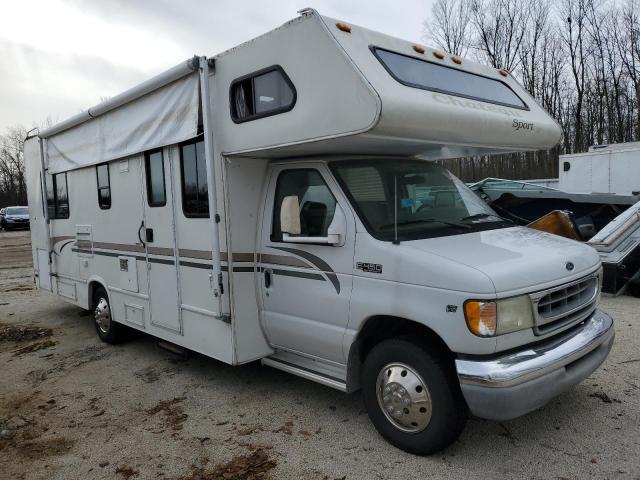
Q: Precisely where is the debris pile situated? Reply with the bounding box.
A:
[179,449,276,480]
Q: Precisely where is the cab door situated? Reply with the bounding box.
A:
[259,164,356,364]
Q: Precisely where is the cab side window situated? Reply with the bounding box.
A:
[271,169,337,241]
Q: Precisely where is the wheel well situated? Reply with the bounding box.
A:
[87,281,106,307]
[346,316,453,393]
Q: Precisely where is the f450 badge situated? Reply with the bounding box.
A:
[356,262,383,274]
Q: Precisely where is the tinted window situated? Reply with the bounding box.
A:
[145,150,166,207]
[47,172,69,219]
[230,66,296,122]
[96,163,111,209]
[180,139,209,217]
[372,47,527,110]
[271,169,337,241]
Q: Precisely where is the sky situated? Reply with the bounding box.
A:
[0,0,434,133]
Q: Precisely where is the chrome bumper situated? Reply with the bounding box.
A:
[455,309,614,420]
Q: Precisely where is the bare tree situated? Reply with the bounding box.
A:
[615,0,640,139]
[424,0,472,55]
[0,125,28,207]
[470,0,531,70]
[423,0,639,181]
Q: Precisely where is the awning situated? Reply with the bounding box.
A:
[41,57,201,174]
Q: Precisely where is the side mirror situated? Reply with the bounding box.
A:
[326,205,346,246]
[280,196,301,235]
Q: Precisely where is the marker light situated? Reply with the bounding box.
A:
[336,22,352,33]
[433,51,445,60]
[464,301,497,337]
[413,44,426,54]
[499,68,509,77]
[451,55,463,64]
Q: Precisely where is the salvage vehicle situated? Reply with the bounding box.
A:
[24,9,614,454]
[0,206,30,230]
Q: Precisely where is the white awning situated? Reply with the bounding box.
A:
[43,58,201,174]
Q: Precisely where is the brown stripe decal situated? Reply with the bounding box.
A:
[259,254,310,269]
[231,252,255,262]
[76,240,92,249]
[148,246,175,256]
[93,241,145,253]
[51,235,74,244]
[179,248,212,260]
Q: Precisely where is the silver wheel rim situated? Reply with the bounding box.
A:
[376,362,432,433]
[94,297,111,334]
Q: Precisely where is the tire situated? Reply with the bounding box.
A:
[362,338,467,455]
[93,286,126,344]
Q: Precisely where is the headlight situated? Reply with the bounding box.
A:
[495,295,534,335]
[464,295,534,337]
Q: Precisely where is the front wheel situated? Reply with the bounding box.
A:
[93,286,126,344]
[362,339,467,455]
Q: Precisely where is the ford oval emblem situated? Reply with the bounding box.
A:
[566,262,574,271]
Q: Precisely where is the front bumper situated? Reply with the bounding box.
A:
[3,220,30,229]
[455,309,614,420]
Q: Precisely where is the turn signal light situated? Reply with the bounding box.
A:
[464,300,497,337]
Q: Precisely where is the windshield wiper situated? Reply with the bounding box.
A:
[459,213,505,222]
[379,218,472,231]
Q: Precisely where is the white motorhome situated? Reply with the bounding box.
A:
[25,9,614,454]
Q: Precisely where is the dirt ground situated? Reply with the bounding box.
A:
[1,230,639,480]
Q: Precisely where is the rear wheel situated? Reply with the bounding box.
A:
[362,338,467,455]
[93,286,125,344]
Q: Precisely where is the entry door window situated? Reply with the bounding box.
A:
[180,139,209,217]
[271,169,337,241]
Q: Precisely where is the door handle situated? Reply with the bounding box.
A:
[145,228,154,243]
[264,268,272,289]
[137,221,146,248]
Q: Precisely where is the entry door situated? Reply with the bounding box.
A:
[141,147,181,333]
[259,164,355,364]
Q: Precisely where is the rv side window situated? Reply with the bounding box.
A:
[96,163,111,209]
[145,149,166,207]
[371,47,527,110]
[271,169,337,242]
[180,139,209,217]
[230,66,296,123]
[46,172,69,219]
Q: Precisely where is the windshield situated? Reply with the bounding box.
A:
[6,207,28,216]
[331,160,510,241]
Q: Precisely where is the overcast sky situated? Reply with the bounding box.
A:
[0,0,434,133]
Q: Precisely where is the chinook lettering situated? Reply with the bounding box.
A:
[432,93,524,118]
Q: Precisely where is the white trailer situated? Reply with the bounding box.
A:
[25,9,614,454]
[559,142,640,195]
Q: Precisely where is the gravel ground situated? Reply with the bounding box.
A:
[1,230,639,480]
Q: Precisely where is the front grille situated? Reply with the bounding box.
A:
[530,275,598,335]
